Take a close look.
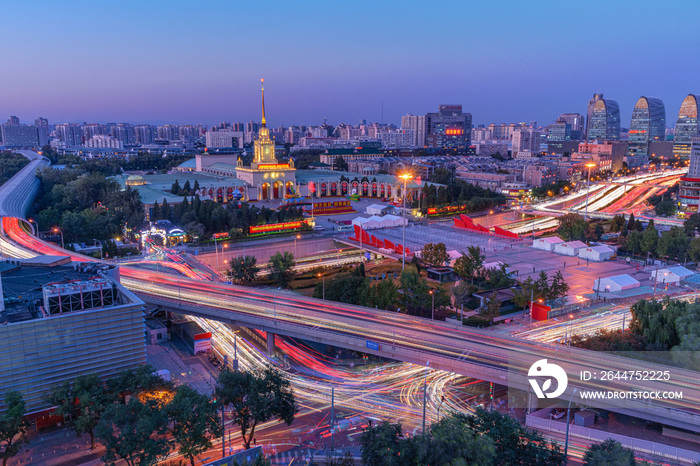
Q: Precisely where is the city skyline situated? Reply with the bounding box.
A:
[2,1,699,126]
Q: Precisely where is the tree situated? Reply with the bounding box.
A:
[419,242,449,268]
[216,367,296,450]
[96,396,171,466]
[229,255,260,284]
[167,385,222,466]
[171,180,182,195]
[689,237,700,263]
[333,156,349,172]
[609,214,625,232]
[654,198,677,217]
[361,421,402,466]
[627,212,636,232]
[366,279,399,311]
[656,227,690,261]
[193,179,200,192]
[684,213,700,236]
[314,272,368,305]
[583,439,635,466]
[453,245,485,285]
[625,230,642,255]
[0,391,29,466]
[451,281,472,309]
[182,180,192,195]
[557,213,587,242]
[548,270,570,302]
[481,290,501,322]
[640,222,658,255]
[267,252,296,288]
[45,374,113,449]
[486,263,515,289]
[466,408,565,466]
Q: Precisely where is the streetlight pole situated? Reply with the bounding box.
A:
[317,273,325,300]
[53,227,64,249]
[437,395,445,423]
[422,361,430,435]
[563,388,579,460]
[399,173,413,270]
[273,287,281,324]
[214,236,220,273]
[392,308,401,350]
[429,289,435,321]
[584,163,596,222]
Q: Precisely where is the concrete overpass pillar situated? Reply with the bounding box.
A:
[527,391,539,414]
[266,332,275,356]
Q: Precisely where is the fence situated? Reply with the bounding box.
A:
[526,415,700,464]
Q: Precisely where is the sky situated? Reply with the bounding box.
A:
[1,0,699,128]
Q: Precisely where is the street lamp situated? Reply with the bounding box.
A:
[392,307,401,350]
[436,395,445,423]
[584,163,596,221]
[564,388,579,459]
[317,273,325,300]
[422,361,430,435]
[52,227,64,249]
[27,219,37,236]
[429,289,435,321]
[214,235,220,272]
[294,234,300,258]
[273,287,282,324]
[399,173,413,270]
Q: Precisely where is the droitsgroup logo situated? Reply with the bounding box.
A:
[528,359,568,399]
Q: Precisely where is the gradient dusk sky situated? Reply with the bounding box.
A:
[2,0,699,128]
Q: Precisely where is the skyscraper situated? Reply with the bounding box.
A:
[425,105,472,153]
[558,113,584,139]
[400,113,427,147]
[627,96,665,168]
[679,136,700,210]
[673,94,700,159]
[586,94,620,141]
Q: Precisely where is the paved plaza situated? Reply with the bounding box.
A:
[344,223,671,299]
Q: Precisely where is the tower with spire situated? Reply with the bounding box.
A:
[236,79,297,200]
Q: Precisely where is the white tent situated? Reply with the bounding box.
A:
[532,237,564,251]
[366,204,389,216]
[593,274,640,292]
[650,266,695,285]
[554,240,587,256]
[578,245,614,262]
[382,214,407,227]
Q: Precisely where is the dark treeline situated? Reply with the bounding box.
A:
[0,151,30,186]
[150,197,304,239]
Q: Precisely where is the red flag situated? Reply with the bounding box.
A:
[415,175,422,185]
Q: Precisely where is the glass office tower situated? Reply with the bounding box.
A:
[627,96,666,167]
[673,94,700,159]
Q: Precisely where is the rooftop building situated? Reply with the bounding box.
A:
[0,259,145,417]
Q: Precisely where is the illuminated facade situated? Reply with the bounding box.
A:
[235,79,297,200]
[627,96,666,168]
[673,94,700,159]
[425,104,472,153]
[587,96,621,142]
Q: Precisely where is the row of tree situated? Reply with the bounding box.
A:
[33,169,143,243]
[0,151,29,187]
[0,365,295,466]
[615,212,700,263]
[171,179,201,196]
[423,166,506,213]
[571,297,700,353]
[150,196,304,240]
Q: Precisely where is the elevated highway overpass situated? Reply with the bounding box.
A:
[1,154,699,433]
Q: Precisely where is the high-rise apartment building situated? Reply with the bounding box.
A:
[34,118,49,146]
[425,105,472,153]
[85,134,124,149]
[0,125,39,147]
[110,123,135,145]
[673,94,700,159]
[400,114,427,147]
[5,116,20,126]
[558,113,584,139]
[627,96,666,167]
[56,124,82,146]
[547,121,571,141]
[135,125,155,145]
[157,125,180,141]
[679,136,700,210]
[586,93,620,141]
[512,128,540,156]
[205,129,244,148]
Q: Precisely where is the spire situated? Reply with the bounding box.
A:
[261,78,266,127]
